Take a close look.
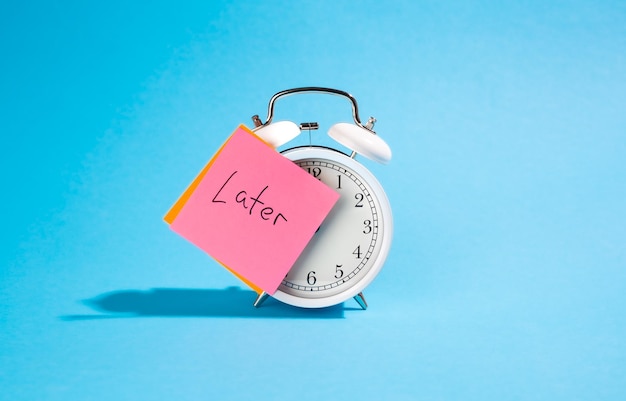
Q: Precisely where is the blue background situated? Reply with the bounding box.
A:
[1,1,625,400]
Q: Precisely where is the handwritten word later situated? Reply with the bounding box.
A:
[212,170,288,226]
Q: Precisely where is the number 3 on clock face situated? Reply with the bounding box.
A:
[272,146,393,308]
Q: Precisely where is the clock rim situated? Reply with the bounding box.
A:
[271,146,393,308]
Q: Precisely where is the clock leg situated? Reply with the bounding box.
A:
[353,292,368,310]
[253,291,269,308]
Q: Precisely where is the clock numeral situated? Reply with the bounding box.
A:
[335,264,344,279]
[363,219,372,234]
[307,271,317,285]
[337,174,342,189]
[306,167,321,180]
[355,193,364,207]
[353,245,362,259]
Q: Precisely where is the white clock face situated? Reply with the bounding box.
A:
[273,147,393,308]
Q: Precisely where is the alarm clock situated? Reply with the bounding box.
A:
[251,87,392,310]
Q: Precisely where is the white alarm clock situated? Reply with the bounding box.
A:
[251,87,392,309]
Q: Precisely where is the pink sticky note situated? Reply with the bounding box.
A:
[169,126,339,295]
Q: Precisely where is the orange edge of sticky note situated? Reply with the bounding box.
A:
[219,261,263,294]
[163,124,271,224]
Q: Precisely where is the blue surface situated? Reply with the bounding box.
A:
[1,1,625,400]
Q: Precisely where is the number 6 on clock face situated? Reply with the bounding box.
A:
[271,146,393,308]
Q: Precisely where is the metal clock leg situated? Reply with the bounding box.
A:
[353,292,368,310]
[253,291,269,308]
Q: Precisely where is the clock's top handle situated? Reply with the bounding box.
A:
[252,87,369,130]
[252,87,391,164]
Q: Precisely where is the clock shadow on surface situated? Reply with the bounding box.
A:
[60,286,348,320]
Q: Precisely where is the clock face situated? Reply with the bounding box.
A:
[273,146,393,308]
